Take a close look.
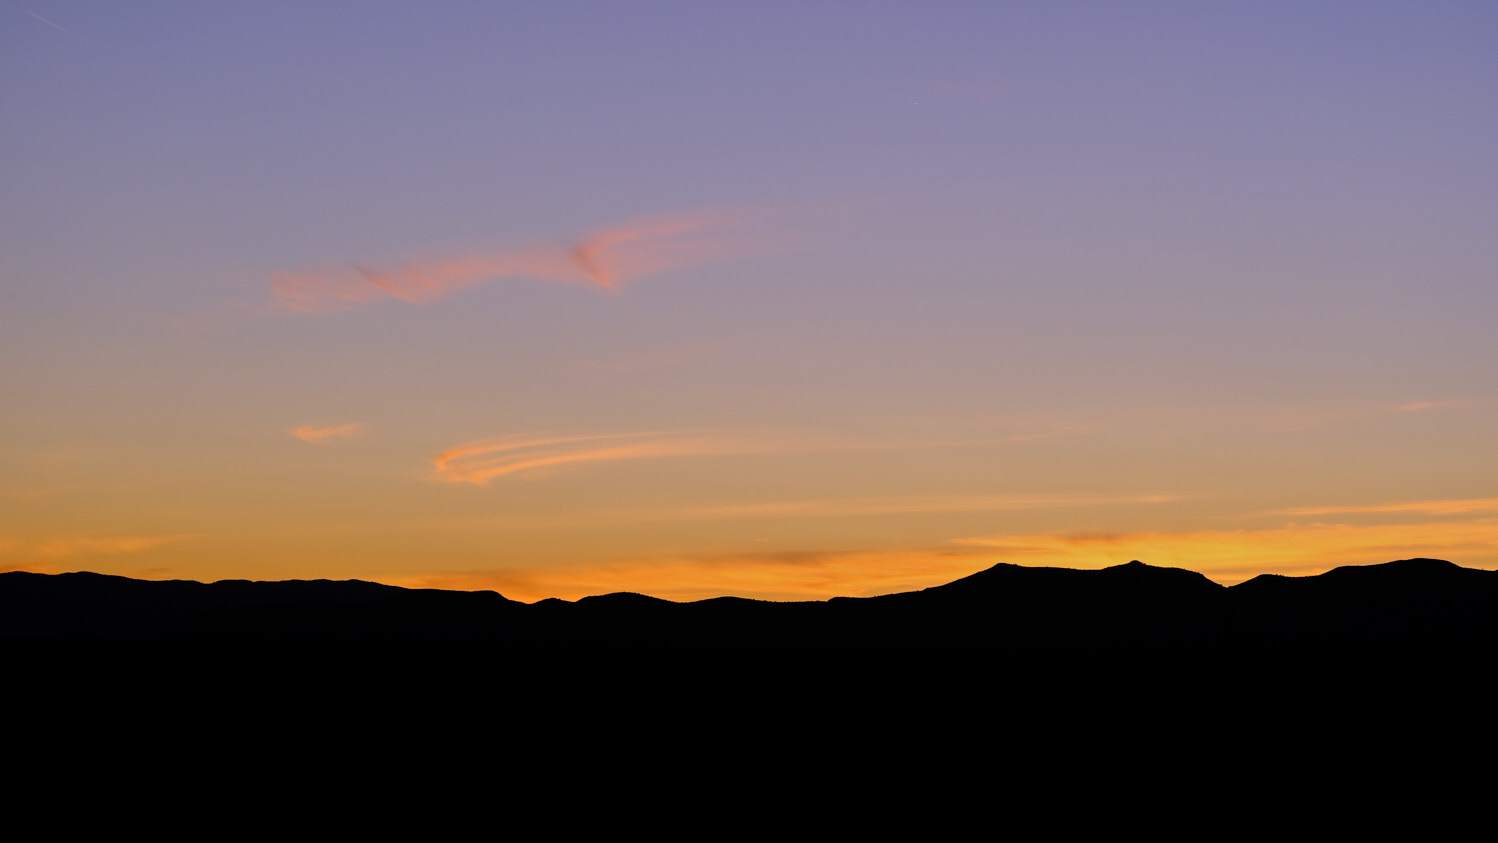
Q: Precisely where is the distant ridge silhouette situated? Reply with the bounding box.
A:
[3,559,1495,650]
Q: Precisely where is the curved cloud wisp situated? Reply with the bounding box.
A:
[272,209,764,313]
[428,427,892,486]
[432,432,757,486]
[291,423,365,443]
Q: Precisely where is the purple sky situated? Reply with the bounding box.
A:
[4,2,1497,599]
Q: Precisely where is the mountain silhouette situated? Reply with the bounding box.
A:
[3,558,1495,651]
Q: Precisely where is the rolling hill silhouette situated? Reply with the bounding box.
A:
[3,558,1494,650]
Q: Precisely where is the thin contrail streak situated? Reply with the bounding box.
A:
[24,8,76,35]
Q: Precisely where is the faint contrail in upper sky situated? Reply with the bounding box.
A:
[24,8,75,35]
[271,208,772,313]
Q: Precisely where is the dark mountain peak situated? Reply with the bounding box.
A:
[1353,557,1458,573]
[690,595,770,607]
[1100,559,1180,573]
[1233,558,1474,594]
[59,570,130,582]
[576,591,674,608]
[928,558,1221,600]
[5,558,1496,649]
[919,561,1074,596]
[1094,559,1225,592]
[1231,572,1291,592]
[1314,557,1481,594]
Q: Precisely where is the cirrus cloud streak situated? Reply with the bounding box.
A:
[1,533,202,575]
[669,493,1177,521]
[432,431,815,486]
[291,423,366,443]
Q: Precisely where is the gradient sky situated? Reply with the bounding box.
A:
[4,1,1496,601]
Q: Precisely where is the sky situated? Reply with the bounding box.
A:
[3,1,1496,601]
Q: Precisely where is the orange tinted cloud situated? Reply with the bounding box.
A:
[272,208,766,312]
[1272,497,1498,516]
[670,493,1177,521]
[432,431,768,485]
[1395,399,1469,413]
[31,533,200,560]
[291,422,365,443]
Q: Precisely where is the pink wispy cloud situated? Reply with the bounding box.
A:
[291,423,365,443]
[272,208,770,313]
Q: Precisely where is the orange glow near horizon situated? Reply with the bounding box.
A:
[387,546,999,603]
[375,516,1498,602]
[6,513,1496,601]
[956,519,1498,584]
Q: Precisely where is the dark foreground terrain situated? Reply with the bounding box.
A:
[3,557,1495,651]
